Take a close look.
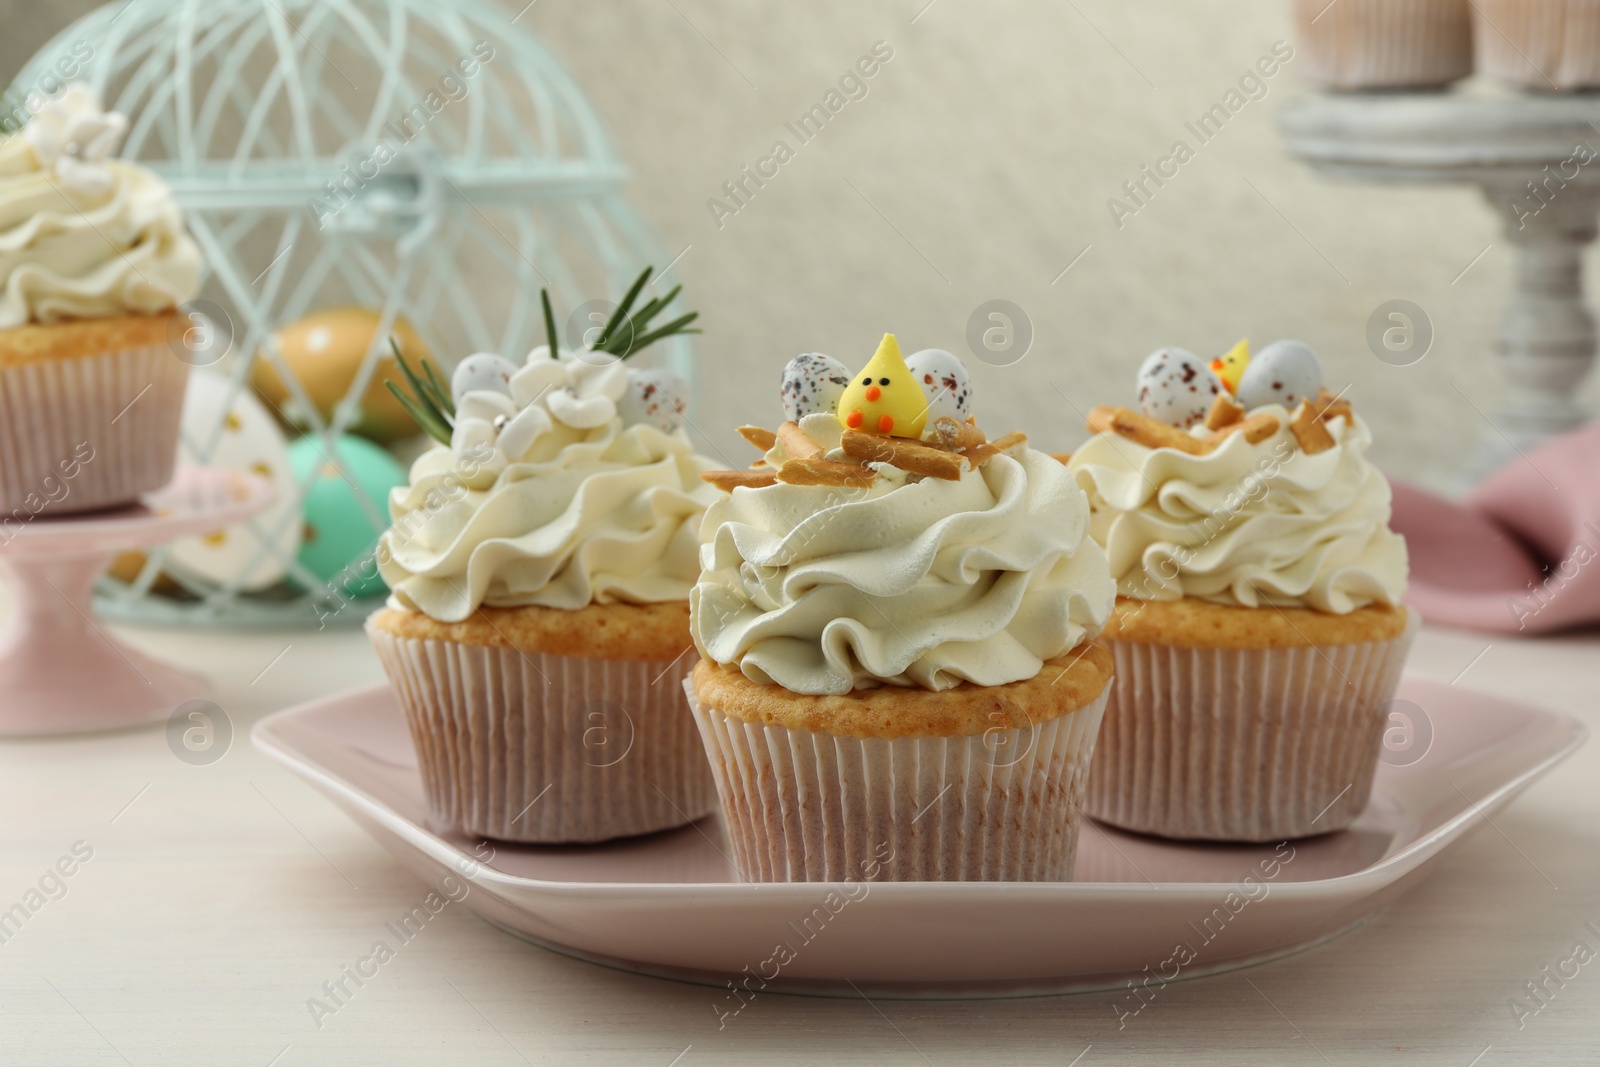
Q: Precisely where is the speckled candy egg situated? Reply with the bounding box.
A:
[618,368,690,433]
[1136,347,1224,429]
[1237,340,1323,412]
[780,353,851,423]
[905,348,974,424]
[450,353,517,404]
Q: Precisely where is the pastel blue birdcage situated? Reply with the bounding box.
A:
[9,0,691,626]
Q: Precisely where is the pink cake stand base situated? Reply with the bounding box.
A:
[0,467,274,737]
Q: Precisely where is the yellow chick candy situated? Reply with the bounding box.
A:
[1210,338,1250,395]
[839,333,927,439]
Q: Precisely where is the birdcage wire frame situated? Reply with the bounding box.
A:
[10,0,693,628]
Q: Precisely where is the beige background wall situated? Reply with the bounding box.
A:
[5,0,1591,492]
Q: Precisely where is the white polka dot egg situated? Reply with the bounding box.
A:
[1136,347,1224,430]
[780,353,852,423]
[905,348,974,425]
[1236,340,1323,412]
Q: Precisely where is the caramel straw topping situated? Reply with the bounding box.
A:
[1087,406,1207,455]
[699,415,1024,492]
[702,469,778,492]
[776,457,876,487]
[1205,393,1244,431]
[776,420,823,460]
[842,430,965,480]
[1210,411,1281,447]
[960,431,1027,468]
[1290,401,1335,454]
[1085,390,1357,457]
[737,425,777,451]
[928,415,986,451]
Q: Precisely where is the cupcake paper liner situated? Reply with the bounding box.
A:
[1295,0,1473,90]
[1474,0,1600,90]
[0,341,187,516]
[685,678,1111,882]
[1086,609,1419,843]
[369,626,717,844]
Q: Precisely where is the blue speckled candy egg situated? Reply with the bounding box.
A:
[619,368,690,433]
[1237,340,1324,411]
[780,353,852,423]
[905,348,974,424]
[1136,347,1224,429]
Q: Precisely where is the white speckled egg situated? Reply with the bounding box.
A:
[1237,340,1323,411]
[618,368,690,433]
[1136,347,1224,429]
[780,353,851,423]
[905,348,974,424]
[450,353,517,404]
[169,371,301,591]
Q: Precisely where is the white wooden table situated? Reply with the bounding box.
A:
[0,612,1594,1066]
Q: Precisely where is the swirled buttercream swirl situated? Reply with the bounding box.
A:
[379,418,718,621]
[1065,405,1407,613]
[691,418,1114,694]
[0,85,200,327]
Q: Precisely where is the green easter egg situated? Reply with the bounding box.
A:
[288,435,407,599]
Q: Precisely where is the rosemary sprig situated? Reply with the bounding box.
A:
[383,338,455,445]
[589,266,701,358]
[419,357,453,415]
[530,265,701,358]
[592,267,654,353]
[625,311,701,353]
[541,289,559,359]
[387,265,700,441]
[632,283,682,326]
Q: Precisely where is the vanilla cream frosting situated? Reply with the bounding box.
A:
[0,85,201,328]
[378,350,718,622]
[1066,405,1407,613]
[691,415,1115,695]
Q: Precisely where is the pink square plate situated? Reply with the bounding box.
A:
[252,676,1584,998]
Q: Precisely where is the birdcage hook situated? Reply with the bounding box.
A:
[315,143,444,253]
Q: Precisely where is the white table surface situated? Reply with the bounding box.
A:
[0,604,1595,1067]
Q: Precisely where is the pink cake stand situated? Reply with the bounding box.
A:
[0,467,274,737]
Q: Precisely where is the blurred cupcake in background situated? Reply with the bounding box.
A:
[367,270,719,844]
[0,83,202,515]
[1474,0,1600,91]
[1293,0,1474,90]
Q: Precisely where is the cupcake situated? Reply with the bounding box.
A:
[1474,0,1600,90]
[367,270,719,843]
[1066,340,1415,843]
[1293,0,1474,90]
[0,84,201,515]
[689,335,1116,882]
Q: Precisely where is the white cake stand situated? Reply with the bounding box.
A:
[0,467,274,737]
[1279,90,1600,477]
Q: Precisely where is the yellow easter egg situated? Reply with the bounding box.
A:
[253,307,432,444]
[838,333,928,439]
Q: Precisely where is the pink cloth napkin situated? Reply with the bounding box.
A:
[1390,422,1600,634]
